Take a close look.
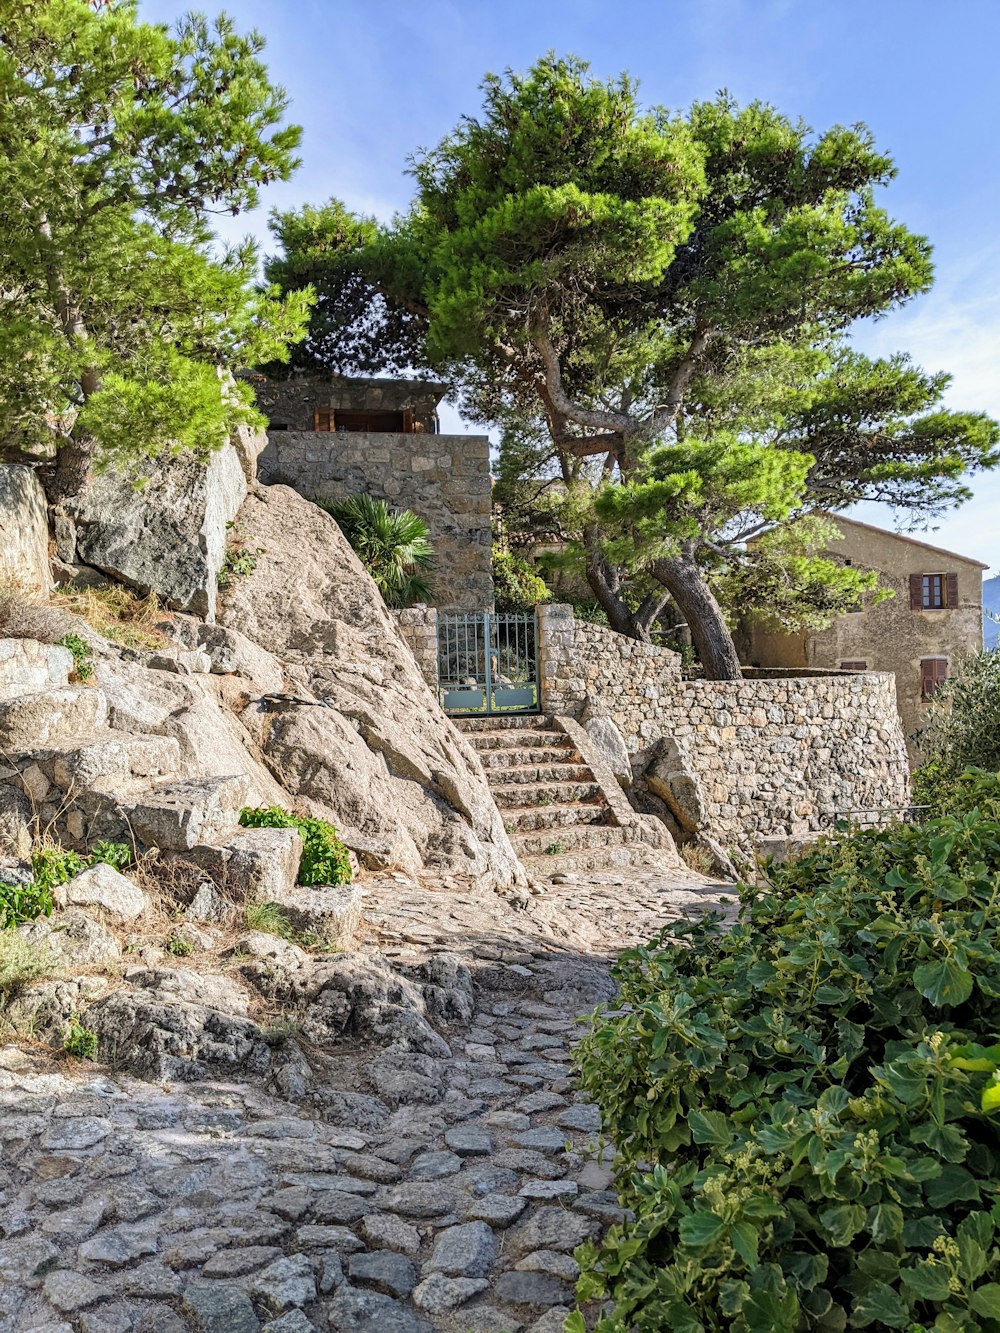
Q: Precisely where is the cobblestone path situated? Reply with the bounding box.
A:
[0,868,735,1333]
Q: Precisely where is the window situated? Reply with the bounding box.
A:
[910,571,958,610]
[840,660,867,671]
[920,657,949,699]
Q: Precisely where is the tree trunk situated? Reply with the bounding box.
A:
[47,431,96,504]
[651,555,743,680]
[583,526,643,637]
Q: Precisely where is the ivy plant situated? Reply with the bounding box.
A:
[239,806,352,885]
[572,768,1000,1331]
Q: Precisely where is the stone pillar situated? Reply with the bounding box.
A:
[394,605,439,694]
[536,603,585,717]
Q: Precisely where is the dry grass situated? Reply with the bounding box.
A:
[0,932,54,997]
[679,841,716,876]
[53,584,170,650]
[0,579,70,643]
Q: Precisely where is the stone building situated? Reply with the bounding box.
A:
[248,373,494,610]
[747,516,987,748]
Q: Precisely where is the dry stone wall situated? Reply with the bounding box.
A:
[258,431,493,610]
[536,605,910,853]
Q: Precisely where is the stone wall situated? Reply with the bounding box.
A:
[259,431,493,611]
[536,605,910,853]
[394,605,439,693]
[536,603,683,732]
[249,373,445,433]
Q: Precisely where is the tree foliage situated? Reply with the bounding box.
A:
[573,772,1000,1330]
[267,55,998,677]
[0,0,310,496]
[914,651,1000,805]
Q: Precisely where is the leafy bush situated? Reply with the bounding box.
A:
[31,840,132,894]
[0,841,135,928]
[492,548,551,612]
[318,493,434,608]
[238,806,352,885]
[573,772,1000,1331]
[915,650,1000,802]
[0,877,54,929]
[57,632,94,682]
[62,1017,98,1060]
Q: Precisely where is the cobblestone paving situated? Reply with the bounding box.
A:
[0,869,735,1333]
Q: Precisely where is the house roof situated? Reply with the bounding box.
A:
[828,515,990,570]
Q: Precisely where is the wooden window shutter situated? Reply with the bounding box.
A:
[909,572,923,609]
[946,572,958,607]
[921,658,949,699]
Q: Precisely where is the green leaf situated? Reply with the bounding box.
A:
[850,1281,909,1328]
[689,1109,732,1147]
[679,1210,727,1246]
[982,1078,1000,1114]
[914,958,974,1007]
[867,1202,904,1243]
[901,1260,952,1303]
[819,1203,866,1246]
[969,1283,1000,1318]
[730,1220,759,1268]
[924,1163,981,1209]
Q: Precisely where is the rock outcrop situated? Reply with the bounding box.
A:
[66,437,248,621]
[0,464,50,592]
[220,484,524,887]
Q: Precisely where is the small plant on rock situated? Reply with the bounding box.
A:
[62,1016,98,1061]
[218,524,266,588]
[165,933,193,958]
[239,806,352,885]
[244,899,319,949]
[57,632,94,682]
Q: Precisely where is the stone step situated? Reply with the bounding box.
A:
[513,822,631,857]
[477,747,584,771]
[7,730,181,803]
[126,773,252,852]
[491,780,604,809]
[485,762,595,785]
[464,729,571,751]
[502,802,610,834]
[0,639,74,701]
[455,714,547,732]
[0,685,108,751]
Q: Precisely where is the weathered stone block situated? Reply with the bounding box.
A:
[0,465,50,592]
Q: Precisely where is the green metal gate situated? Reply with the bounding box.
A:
[437,611,539,716]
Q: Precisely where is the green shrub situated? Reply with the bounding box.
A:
[57,632,94,682]
[30,840,132,893]
[0,841,135,929]
[573,771,1000,1332]
[165,933,193,957]
[238,806,351,885]
[915,650,1000,797]
[0,878,54,929]
[492,548,551,612]
[319,493,434,608]
[62,1016,98,1060]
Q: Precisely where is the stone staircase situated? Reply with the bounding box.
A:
[456,713,678,876]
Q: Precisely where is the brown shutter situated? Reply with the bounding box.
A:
[946,572,958,607]
[909,572,923,609]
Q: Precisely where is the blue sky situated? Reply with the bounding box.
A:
[142,0,1000,573]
